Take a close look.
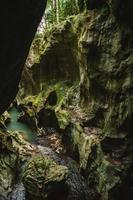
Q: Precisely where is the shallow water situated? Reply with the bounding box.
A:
[7,107,37,143]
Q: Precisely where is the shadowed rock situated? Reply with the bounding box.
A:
[0,0,47,115]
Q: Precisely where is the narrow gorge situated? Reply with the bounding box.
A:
[0,1,133,200]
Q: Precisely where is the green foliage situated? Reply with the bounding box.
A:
[44,0,79,27]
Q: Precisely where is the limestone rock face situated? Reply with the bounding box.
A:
[30,20,80,88]
[0,1,47,115]
[30,3,133,199]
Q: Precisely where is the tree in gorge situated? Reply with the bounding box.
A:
[45,0,79,26]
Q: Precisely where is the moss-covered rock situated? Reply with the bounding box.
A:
[0,111,11,130]
[0,130,37,199]
[23,155,68,199]
[63,122,101,168]
[17,2,133,199]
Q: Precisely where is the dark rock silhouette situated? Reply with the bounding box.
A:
[0,1,47,115]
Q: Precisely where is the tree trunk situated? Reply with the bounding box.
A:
[56,0,59,23]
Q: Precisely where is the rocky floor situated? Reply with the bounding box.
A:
[0,112,100,200]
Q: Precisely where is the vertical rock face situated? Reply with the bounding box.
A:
[0,0,47,115]
[24,1,133,199]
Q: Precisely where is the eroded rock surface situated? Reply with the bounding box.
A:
[19,2,133,199]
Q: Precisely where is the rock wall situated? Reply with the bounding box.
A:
[26,1,133,199]
[0,0,47,115]
[32,22,80,92]
[1,0,132,199]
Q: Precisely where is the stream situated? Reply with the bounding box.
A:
[7,107,37,143]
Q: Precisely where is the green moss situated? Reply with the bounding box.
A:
[23,156,68,198]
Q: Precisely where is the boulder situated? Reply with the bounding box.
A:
[23,156,68,199]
